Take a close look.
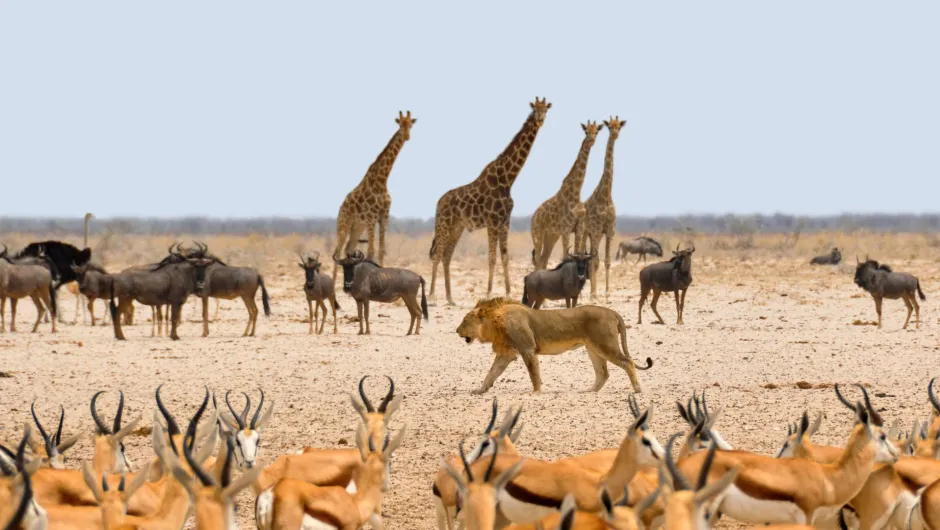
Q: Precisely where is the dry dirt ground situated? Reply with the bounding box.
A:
[1,232,939,529]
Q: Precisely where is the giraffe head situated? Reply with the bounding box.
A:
[581,120,603,144]
[529,98,552,127]
[395,111,416,141]
[603,116,627,140]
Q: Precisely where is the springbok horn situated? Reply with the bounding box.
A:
[458,439,474,483]
[358,376,375,413]
[929,378,940,415]
[834,384,857,412]
[91,391,112,435]
[483,443,499,482]
[665,433,691,491]
[31,402,54,457]
[250,389,265,430]
[855,384,883,427]
[54,405,64,447]
[484,398,498,434]
[155,385,181,439]
[113,391,124,434]
[225,391,246,430]
[377,376,395,414]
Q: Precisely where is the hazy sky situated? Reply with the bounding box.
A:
[1,2,938,219]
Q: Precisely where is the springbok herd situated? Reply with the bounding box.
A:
[8,375,940,530]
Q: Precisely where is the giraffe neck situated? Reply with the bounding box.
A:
[557,135,595,203]
[365,128,406,188]
[589,133,618,202]
[479,113,541,189]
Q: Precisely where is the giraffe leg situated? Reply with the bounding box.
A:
[332,210,352,283]
[366,223,377,261]
[485,227,498,297]
[378,214,389,266]
[499,227,511,296]
[530,228,543,269]
[442,228,464,306]
[539,234,560,270]
[587,234,599,299]
[604,226,614,296]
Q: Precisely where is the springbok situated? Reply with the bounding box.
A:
[216,389,274,469]
[255,422,406,530]
[90,390,139,475]
[661,435,740,530]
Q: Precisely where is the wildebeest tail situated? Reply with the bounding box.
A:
[521,285,529,306]
[420,277,429,321]
[48,281,57,318]
[259,276,271,316]
[109,278,118,321]
[918,280,927,301]
[429,236,438,260]
[332,297,341,311]
[615,245,621,261]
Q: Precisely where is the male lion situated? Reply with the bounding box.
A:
[457,298,653,394]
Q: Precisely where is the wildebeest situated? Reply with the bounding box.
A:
[0,244,58,333]
[299,252,339,335]
[521,250,594,309]
[14,241,91,322]
[108,250,213,340]
[71,263,111,326]
[192,245,271,338]
[637,244,695,325]
[335,250,428,335]
[615,237,664,264]
[810,248,842,265]
[854,257,926,329]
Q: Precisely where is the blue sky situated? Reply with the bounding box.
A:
[1,2,937,218]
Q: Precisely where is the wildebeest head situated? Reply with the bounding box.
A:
[184,256,216,294]
[298,252,322,290]
[395,111,417,141]
[335,250,366,293]
[672,244,695,274]
[854,257,890,289]
[831,248,842,263]
[569,249,596,281]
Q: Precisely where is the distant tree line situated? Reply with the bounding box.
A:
[1,213,939,236]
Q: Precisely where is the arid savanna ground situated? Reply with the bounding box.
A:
[1,230,938,528]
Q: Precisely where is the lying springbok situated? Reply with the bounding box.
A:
[191,243,270,337]
[299,251,340,334]
[255,422,406,530]
[0,429,45,530]
[616,237,664,264]
[27,402,81,470]
[637,245,694,325]
[810,248,842,265]
[217,389,274,469]
[90,390,139,474]
[335,250,429,335]
[676,386,899,526]
[521,250,594,309]
[108,250,212,340]
[853,257,926,329]
[661,435,740,530]
[438,443,525,530]
[0,244,58,333]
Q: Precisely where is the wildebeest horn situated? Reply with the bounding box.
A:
[377,376,395,414]
[358,376,375,413]
[91,391,112,435]
[298,252,307,266]
[312,251,320,261]
[690,244,695,253]
[676,243,680,253]
[168,243,177,255]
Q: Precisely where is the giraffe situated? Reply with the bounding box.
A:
[331,111,415,284]
[583,116,626,298]
[529,120,603,270]
[429,98,551,305]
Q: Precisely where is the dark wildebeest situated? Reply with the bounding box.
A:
[810,248,842,265]
[335,250,428,335]
[616,237,664,264]
[853,257,926,329]
[191,243,271,338]
[71,263,112,326]
[0,244,58,333]
[637,244,695,325]
[108,251,213,340]
[299,252,339,335]
[15,241,91,323]
[521,250,594,309]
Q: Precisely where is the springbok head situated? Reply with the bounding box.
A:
[217,389,274,470]
[91,391,140,473]
[28,402,81,469]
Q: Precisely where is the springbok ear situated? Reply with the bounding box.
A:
[222,465,263,500]
[349,394,369,423]
[599,486,614,517]
[81,462,102,503]
[440,458,467,495]
[355,423,368,461]
[382,395,403,422]
[384,425,407,457]
[694,467,738,505]
[493,458,524,492]
[114,416,142,441]
[558,494,576,530]
[171,467,196,497]
[808,412,824,437]
[56,433,82,454]
[254,402,275,430]
[124,461,152,501]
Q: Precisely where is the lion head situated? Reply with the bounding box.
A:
[457,298,520,345]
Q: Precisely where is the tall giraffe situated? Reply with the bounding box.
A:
[429,98,551,305]
[583,116,626,298]
[530,120,603,270]
[332,111,415,282]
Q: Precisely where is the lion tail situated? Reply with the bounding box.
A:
[617,313,653,371]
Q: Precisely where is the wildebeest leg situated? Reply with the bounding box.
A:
[533,299,543,310]
[637,286,649,325]
[151,306,157,337]
[874,296,883,329]
[356,301,364,335]
[679,288,688,324]
[363,300,371,335]
[213,298,220,322]
[307,299,315,335]
[674,291,683,325]
[243,295,258,337]
[156,306,164,337]
[565,298,572,309]
[587,351,610,392]
[30,294,44,333]
[911,291,921,329]
[10,299,17,332]
[201,297,211,337]
[404,293,421,336]
[902,294,913,330]
[318,300,329,334]
[330,296,338,334]
[88,298,97,326]
[650,289,666,325]
[471,354,516,395]
[0,297,5,333]
[169,304,181,341]
[635,253,642,265]
[520,349,542,393]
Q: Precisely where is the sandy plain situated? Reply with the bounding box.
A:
[1,230,938,529]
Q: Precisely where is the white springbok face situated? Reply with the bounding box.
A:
[220,389,274,470]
